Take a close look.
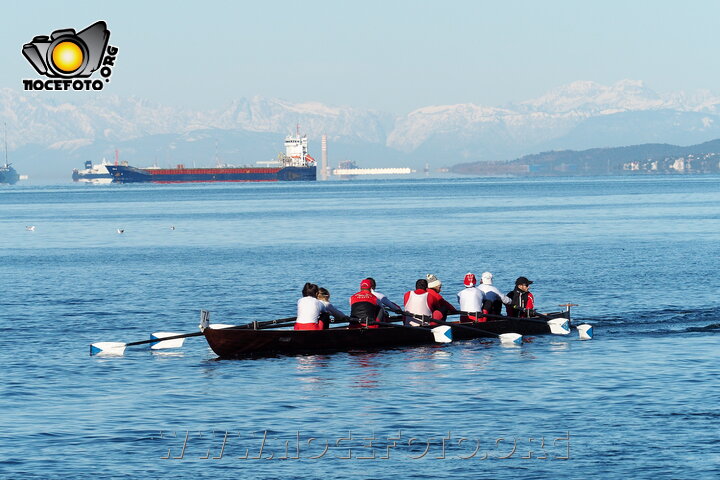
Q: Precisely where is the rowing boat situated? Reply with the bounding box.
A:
[202,310,572,358]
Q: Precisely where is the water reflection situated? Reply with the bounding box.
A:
[456,347,496,372]
[295,354,331,372]
[347,352,382,389]
[548,341,570,352]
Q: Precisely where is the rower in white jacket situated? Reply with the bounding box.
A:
[478,272,512,316]
[456,273,485,322]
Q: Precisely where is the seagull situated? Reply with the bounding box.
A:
[26,225,35,231]
[116,229,124,234]
[170,225,175,230]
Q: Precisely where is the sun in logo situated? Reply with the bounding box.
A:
[51,41,84,73]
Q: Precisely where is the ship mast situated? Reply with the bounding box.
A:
[3,122,7,167]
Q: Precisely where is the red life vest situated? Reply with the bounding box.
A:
[350,290,381,328]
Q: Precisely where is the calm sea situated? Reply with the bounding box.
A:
[1,176,718,479]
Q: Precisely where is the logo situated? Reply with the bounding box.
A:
[22,21,118,91]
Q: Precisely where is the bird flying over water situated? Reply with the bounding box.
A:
[26,225,35,231]
[116,229,124,234]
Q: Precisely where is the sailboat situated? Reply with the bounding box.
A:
[0,123,19,185]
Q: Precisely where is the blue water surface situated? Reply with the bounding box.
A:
[1,176,719,479]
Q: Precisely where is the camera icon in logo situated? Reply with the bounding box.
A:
[22,21,109,78]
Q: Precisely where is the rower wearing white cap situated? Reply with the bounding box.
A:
[425,274,458,322]
[478,272,512,318]
[456,273,485,322]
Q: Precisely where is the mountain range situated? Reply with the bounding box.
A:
[3,79,720,181]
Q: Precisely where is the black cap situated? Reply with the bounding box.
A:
[515,276,533,286]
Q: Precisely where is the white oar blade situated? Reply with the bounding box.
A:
[208,323,235,329]
[577,324,593,340]
[498,333,523,345]
[149,332,186,350]
[90,342,127,356]
[547,317,571,335]
[431,325,453,343]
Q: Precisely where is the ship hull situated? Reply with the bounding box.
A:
[72,172,113,183]
[106,165,316,183]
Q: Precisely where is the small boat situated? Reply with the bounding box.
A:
[72,160,113,183]
[202,310,572,358]
[1,126,20,185]
[0,163,19,185]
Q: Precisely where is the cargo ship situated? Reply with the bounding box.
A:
[106,133,316,183]
[72,160,113,184]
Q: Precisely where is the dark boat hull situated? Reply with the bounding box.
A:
[451,311,570,340]
[204,325,437,358]
[203,311,571,358]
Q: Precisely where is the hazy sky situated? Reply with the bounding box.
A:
[2,0,718,113]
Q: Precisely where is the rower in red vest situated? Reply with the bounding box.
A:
[349,279,384,328]
[425,274,459,323]
[403,275,458,326]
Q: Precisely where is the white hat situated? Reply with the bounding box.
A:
[481,272,493,285]
[426,274,442,289]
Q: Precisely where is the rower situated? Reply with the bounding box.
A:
[425,274,458,322]
[349,279,384,329]
[294,283,328,330]
[478,271,512,318]
[317,287,350,328]
[506,276,535,318]
[456,273,485,322]
[403,279,432,326]
[366,277,403,314]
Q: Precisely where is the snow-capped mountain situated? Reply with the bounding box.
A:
[3,79,720,181]
[387,80,720,158]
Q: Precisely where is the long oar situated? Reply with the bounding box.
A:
[90,310,296,356]
[90,331,206,356]
[367,320,453,343]
[454,310,571,335]
[404,312,522,345]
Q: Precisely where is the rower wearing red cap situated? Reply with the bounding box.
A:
[456,273,486,322]
[349,279,385,328]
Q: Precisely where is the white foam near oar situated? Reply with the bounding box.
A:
[430,325,453,343]
[546,317,571,335]
[577,324,593,340]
